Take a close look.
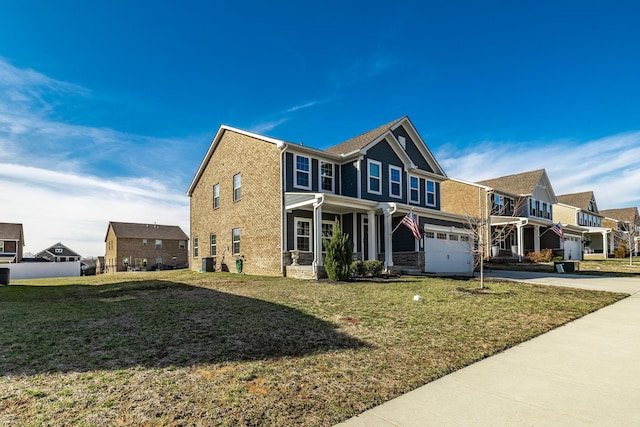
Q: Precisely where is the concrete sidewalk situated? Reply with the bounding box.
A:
[336,273,640,426]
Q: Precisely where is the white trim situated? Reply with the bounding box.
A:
[367,159,382,195]
[389,165,402,199]
[319,160,335,193]
[233,173,242,201]
[408,174,420,204]
[294,154,312,190]
[232,228,241,255]
[425,179,436,207]
[294,217,312,252]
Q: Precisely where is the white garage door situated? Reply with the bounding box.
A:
[424,230,474,276]
[564,235,582,260]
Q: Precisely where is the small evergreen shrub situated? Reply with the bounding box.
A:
[364,260,384,277]
[351,260,366,278]
[324,222,353,281]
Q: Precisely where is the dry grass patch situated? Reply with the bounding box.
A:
[0,270,626,426]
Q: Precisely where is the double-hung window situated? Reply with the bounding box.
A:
[233,174,241,201]
[367,159,382,195]
[320,161,334,192]
[426,180,436,207]
[210,233,217,258]
[295,218,312,251]
[155,239,162,249]
[321,221,334,250]
[232,228,241,254]
[213,183,220,209]
[295,155,311,189]
[389,165,402,199]
[409,176,420,204]
[193,237,199,258]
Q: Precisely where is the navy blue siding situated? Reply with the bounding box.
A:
[392,216,417,251]
[340,162,358,197]
[392,127,434,173]
[361,140,405,203]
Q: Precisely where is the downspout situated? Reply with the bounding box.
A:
[280,144,288,276]
[385,203,397,272]
[312,193,325,278]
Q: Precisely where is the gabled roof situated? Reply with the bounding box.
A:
[187,125,288,196]
[557,191,598,212]
[324,116,446,176]
[0,222,25,244]
[35,242,81,258]
[106,222,189,241]
[477,169,547,196]
[325,117,406,156]
[600,207,640,223]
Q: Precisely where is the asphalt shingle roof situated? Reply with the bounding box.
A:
[557,191,596,211]
[108,222,189,241]
[0,223,24,241]
[324,116,406,156]
[477,169,546,195]
[599,207,639,223]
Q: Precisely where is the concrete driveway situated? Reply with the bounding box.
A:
[337,272,640,426]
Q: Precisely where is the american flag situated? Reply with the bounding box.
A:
[401,210,423,240]
[550,222,564,238]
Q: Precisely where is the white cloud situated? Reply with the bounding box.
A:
[438,132,640,210]
[1,163,189,257]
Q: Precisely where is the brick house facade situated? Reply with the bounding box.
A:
[188,118,475,278]
[104,222,189,272]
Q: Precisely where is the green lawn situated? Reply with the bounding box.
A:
[0,271,626,426]
[488,256,640,276]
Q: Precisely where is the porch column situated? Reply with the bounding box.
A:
[533,225,540,253]
[314,202,323,266]
[602,231,609,259]
[516,223,524,260]
[352,212,358,258]
[383,207,393,268]
[367,210,376,261]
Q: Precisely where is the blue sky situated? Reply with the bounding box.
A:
[1,1,639,257]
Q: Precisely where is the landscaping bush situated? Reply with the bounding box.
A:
[351,260,384,278]
[528,248,553,263]
[324,222,353,281]
[614,241,628,259]
[364,260,384,277]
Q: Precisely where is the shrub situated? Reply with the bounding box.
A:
[528,248,553,263]
[364,260,384,277]
[614,241,628,259]
[324,222,353,281]
[351,260,366,278]
[350,260,384,278]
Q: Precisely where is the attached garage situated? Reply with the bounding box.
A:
[423,227,474,276]
[563,234,582,260]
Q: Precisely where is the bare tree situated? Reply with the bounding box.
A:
[613,222,638,266]
[463,190,527,289]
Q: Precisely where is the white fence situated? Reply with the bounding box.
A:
[3,261,81,281]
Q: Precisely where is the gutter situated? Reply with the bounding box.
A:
[311,193,325,278]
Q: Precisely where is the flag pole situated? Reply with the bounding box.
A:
[392,208,413,235]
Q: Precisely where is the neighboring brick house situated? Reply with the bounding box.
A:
[35,242,82,262]
[187,116,474,278]
[555,191,610,259]
[0,222,25,263]
[600,207,640,256]
[104,222,189,272]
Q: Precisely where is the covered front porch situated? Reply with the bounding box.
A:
[283,192,467,278]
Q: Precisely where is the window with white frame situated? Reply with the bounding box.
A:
[367,159,382,194]
[320,161,334,192]
[142,239,147,247]
[232,228,241,254]
[155,239,162,249]
[389,165,402,198]
[409,175,420,204]
[295,155,311,189]
[193,237,199,258]
[295,218,312,252]
[426,180,436,206]
[0,241,4,252]
[213,183,220,209]
[179,240,186,249]
[210,233,217,258]
[321,221,334,250]
[233,174,241,201]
